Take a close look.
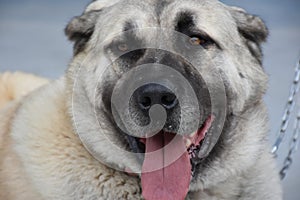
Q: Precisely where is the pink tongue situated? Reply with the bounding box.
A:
[141,132,191,200]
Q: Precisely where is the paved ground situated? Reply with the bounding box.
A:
[0,0,299,199]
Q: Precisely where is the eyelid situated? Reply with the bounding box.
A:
[189,32,213,42]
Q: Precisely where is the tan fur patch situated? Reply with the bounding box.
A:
[0,72,49,110]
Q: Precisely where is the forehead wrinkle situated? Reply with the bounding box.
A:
[155,0,172,17]
[118,1,159,25]
[104,3,153,30]
[123,20,137,32]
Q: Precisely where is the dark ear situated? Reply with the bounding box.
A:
[230,7,269,64]
[65,10,101,55]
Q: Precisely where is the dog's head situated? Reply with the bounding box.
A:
[65,0,268,199]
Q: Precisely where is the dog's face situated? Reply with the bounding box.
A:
[66,0,268,199]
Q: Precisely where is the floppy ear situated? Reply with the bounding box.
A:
[65,10,101,55]
[229,7,269,63]
[65,0,121,55]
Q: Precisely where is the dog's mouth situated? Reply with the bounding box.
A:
[124,115,214,200]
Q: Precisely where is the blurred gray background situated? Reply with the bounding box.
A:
[0,0,299,199]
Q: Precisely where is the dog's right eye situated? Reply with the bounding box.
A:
[118,43,129,52]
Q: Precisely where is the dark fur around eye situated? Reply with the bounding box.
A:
[175,11,220,50]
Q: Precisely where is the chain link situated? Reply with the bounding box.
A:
[271,59,300,180]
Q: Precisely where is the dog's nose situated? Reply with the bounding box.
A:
[136,84,178,110]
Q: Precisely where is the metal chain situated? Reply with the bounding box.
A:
[271,59,300,180]
[279,111,300,179]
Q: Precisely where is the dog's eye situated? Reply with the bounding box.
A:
[118,43,129,52]
[189,37,205,46]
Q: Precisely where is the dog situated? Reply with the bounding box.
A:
[0,0,282,199]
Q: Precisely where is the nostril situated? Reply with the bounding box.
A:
[135,84,178,111]
[161,94,177,109]
[139,96,151,110]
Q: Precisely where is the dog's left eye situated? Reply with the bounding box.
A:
[189,37,202,46]
[189,37,204,46]
[187,35,216,48]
